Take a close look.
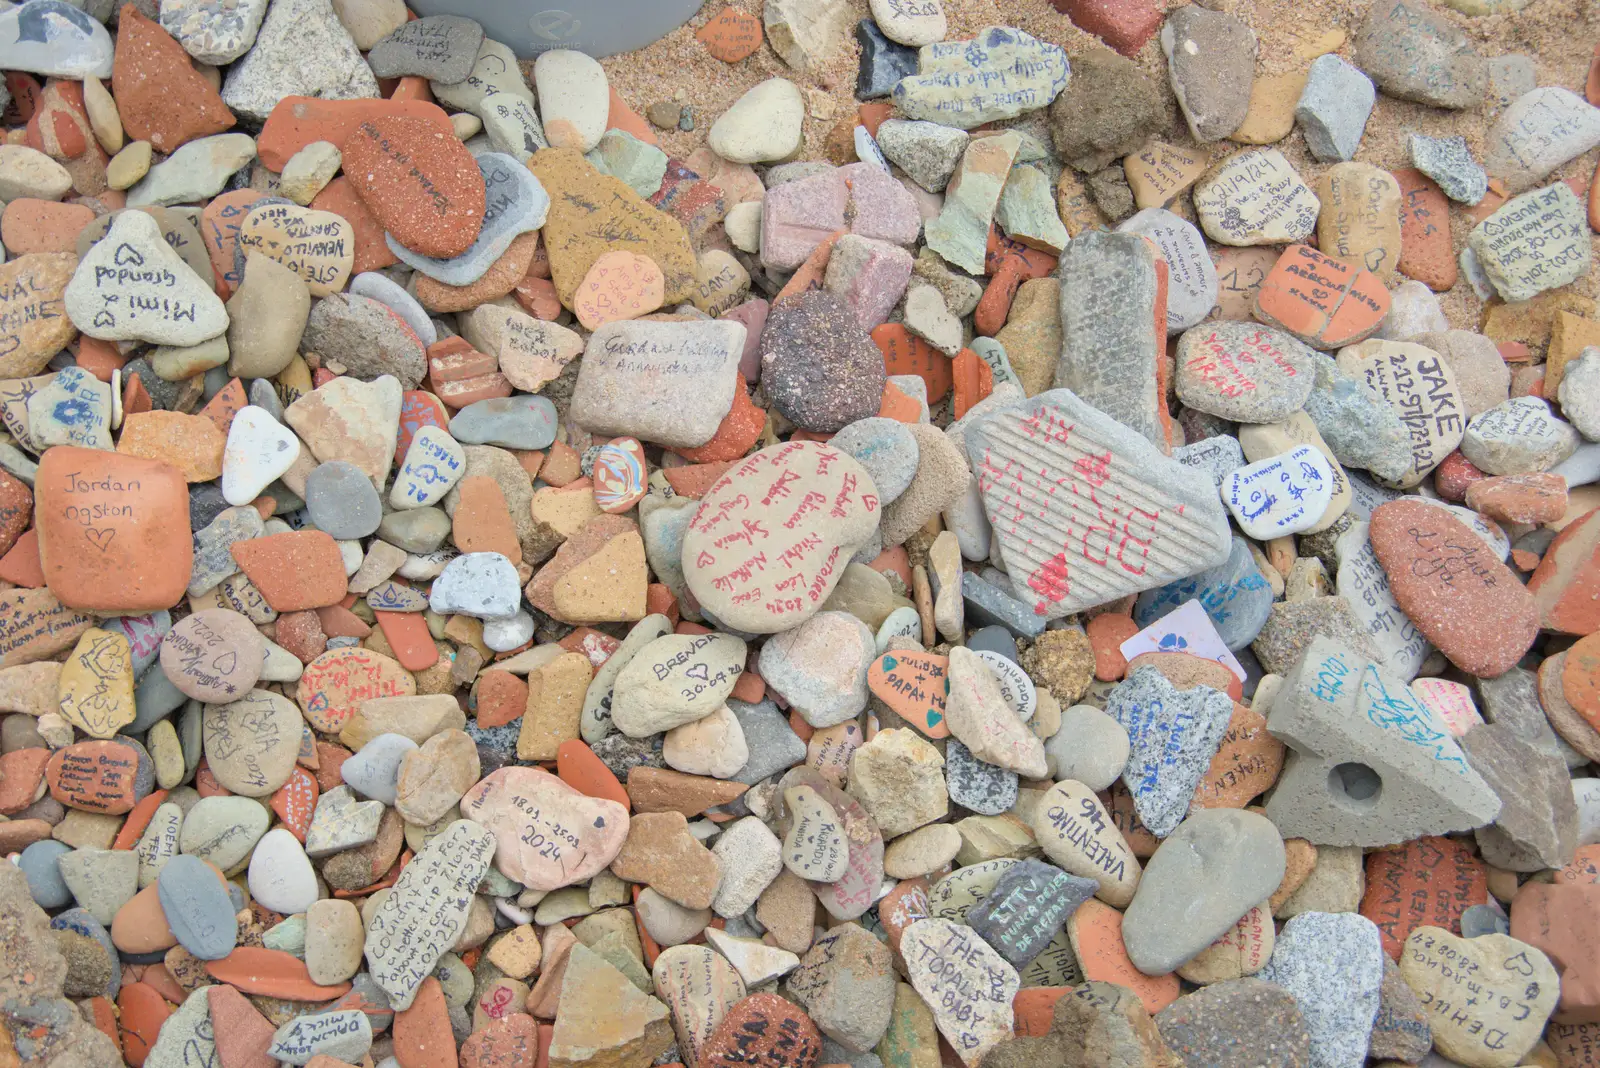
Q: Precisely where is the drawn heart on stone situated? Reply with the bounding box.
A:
[926,710,943,727]
[85,527,116,551]
[685,663,709,681]
[112,243,144,267]
[213,651,237,674]
[92,310,115,329]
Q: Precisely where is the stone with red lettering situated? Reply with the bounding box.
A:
[1175,321,1315,423]
[964,389,1231,621]
[700,992,822,1068]
[46,738,150,814]
[1369,498,1537,678]
[458,766,628,890]
[683,441,881,634]
[900,919,1019,1066]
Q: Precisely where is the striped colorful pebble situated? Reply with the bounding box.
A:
[592,437,647,514]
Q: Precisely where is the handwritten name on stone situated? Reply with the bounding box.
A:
[365,819,496,1010]
[901,919,1019,1066]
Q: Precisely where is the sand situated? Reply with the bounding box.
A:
[578,0,1600,335]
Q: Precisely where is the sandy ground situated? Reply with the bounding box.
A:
[585,0,1600,333]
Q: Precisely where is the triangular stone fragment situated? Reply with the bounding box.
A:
[963,389,1231,619]
[549,943,674,1068]
[1264,636,1502,847]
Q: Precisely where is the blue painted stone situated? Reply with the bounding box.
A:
[156,854,239,961]
[1134,536,1273,651]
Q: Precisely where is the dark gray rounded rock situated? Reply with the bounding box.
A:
[760,291,885,432]
[1047,50,1163,171]
[966,625,1018,663]
[305,460,383,539]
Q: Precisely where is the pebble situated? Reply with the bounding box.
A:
[1121,809,1286,975]
[855,17,918,99]
[533,50,610,153]
[65,210,228,346]
[892,27,1068,130]
[1295,54,1375,162]
[1193,148,1319,247]
[366,15,481,83]
[1354,0,1485,109]
[156,854,237,960]
[901,919,1020,1064]
[1106,666,1234,836]
[1485,88,1600,194]
[1467,183,1591,303]
[1410,134,1488,205]
[710,78,805,164]
[1400,928,1557,1067]
[1175,321,1315,422]
[1256,912,1385,1065]
[1118,208,1217,334]
[0,2,113,78]
[1462,396,1580,475]
[1161,7,1257,142]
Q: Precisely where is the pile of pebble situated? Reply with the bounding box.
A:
[1,0,1600,1066]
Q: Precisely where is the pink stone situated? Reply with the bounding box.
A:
[1411,678,1483,737]
[823,235,914,330]
[759,164,920,272]
[458,767,630,891]
[721,299,770,383]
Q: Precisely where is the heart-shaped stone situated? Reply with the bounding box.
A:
[867,651,950,738]
[222,405,303,506]
[459,766,629,890]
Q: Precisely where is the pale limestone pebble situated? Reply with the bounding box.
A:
[1044,704,1130,790]
[127,132,258,207]
[284,373,403,489]
[221,0,380,123]
[246,826,318,914]
[996,164,1068,254]
[569,319,746,449]
[64,210,228,346]
[1466,183,1591,303]
[1193,147,1320,247]
[758,611,874,729]
[703,927,801,987]
[1374,281,1450,342]
[1484,87,1600,194]
[847,727,948,838]
[786,922,897,1051]
[28,366,110,449]
[780,784,848,881]
[222,405,303,505]
[1399,928,1557,1067]
[610,631,747,737]
[430,37,546,160]
[869,0,946,45]
[179,795,268,872]
[365,819,497,1010]
[304,784,383,858]
[900,918,1019,1066]
[1461,396,1581,475]
[662,703,748,779]
[133,803,182,887]
[1030,779,1142,906]
[649,946,744,1068]
[1295,54,1376,163]
[725,201,763,252]
[710,78,805,165]
[764,0,854,71]
[144,987,217,1068]
[710,815,782,918]
[637,887,712,947]
[0,145,71,200]
[278,141,342,205]
[944,646,1046,778]
[107,141,153,191]
[883,822,963,878]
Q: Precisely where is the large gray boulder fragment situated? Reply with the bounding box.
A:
[1263,637,1501,846]
[1460,722,1578,872]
